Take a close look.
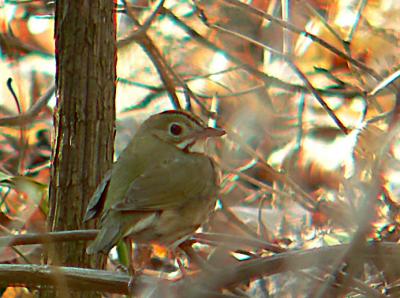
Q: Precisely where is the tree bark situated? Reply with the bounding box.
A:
[41,0,116,296]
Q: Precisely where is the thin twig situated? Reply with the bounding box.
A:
[347,0,368,43]
[369,69,400,97]
[226,130,317,211]
[163,9,362,99]
[122,3,214,116]
[303,0,385,115]
[117,0,166,48]
[314,125,400,297]
[0,230,98,247]
[179,243,217,273]
[205,20,350,135]
[288,62,349,134]
[257,195,272,242]
[121,0,182,110]
[218,0,382,81]
[219,164,291,199]
[0,84,55,127]
[193,233,285,253]
[6,78,28,174]
[219,201,260,239]
[181,242,400,296]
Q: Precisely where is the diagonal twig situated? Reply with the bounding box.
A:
[0,84,55,127]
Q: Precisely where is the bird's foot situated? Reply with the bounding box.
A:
[176,257,187,278]
[127,268,143,294]
[115,264,129,273]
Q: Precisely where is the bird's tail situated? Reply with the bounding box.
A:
[86,221,122,255]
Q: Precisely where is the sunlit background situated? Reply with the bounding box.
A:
[0,0,399,296]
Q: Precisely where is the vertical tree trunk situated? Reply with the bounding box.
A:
[41,1,116,296]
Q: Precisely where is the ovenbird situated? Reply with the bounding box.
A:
[84,110,225,254]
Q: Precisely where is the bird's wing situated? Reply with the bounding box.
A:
[83,169,112,222]
[112,155,215,211]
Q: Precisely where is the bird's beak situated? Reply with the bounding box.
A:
[193,127,226,139]
[181,127,225,153]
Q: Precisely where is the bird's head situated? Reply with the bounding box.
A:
[141,110,225,152]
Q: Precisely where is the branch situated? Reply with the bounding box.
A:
[0,230,98,247]
[120,1,182,110]
[163,9,361,100]
[0,242,398,296]
[0,264,134,295]
[0,84,55,127]
[206,19,349,134]
[219,0,382,82]
[181,242,400,296]
[193,232,285,253]
[0,230,282,254]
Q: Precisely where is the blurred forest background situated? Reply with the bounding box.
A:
[0,0,399,297]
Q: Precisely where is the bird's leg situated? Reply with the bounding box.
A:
[125,238,138,291]
[178,241,217,273]
[173,249,188,278]
[163,247,186,282]
[168,237,196,280]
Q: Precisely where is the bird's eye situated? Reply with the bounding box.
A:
[169,123,183,136]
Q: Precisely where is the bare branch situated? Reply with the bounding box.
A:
[0,84,55,127]
[0,264,133,295]
[0,241,398,296]
[0,230,97,247]
[182,242,400,296]
[218,0,382,81]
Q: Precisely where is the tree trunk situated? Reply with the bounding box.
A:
[41,1,116,297]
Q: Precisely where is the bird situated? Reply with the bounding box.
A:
[83,110,225,255]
